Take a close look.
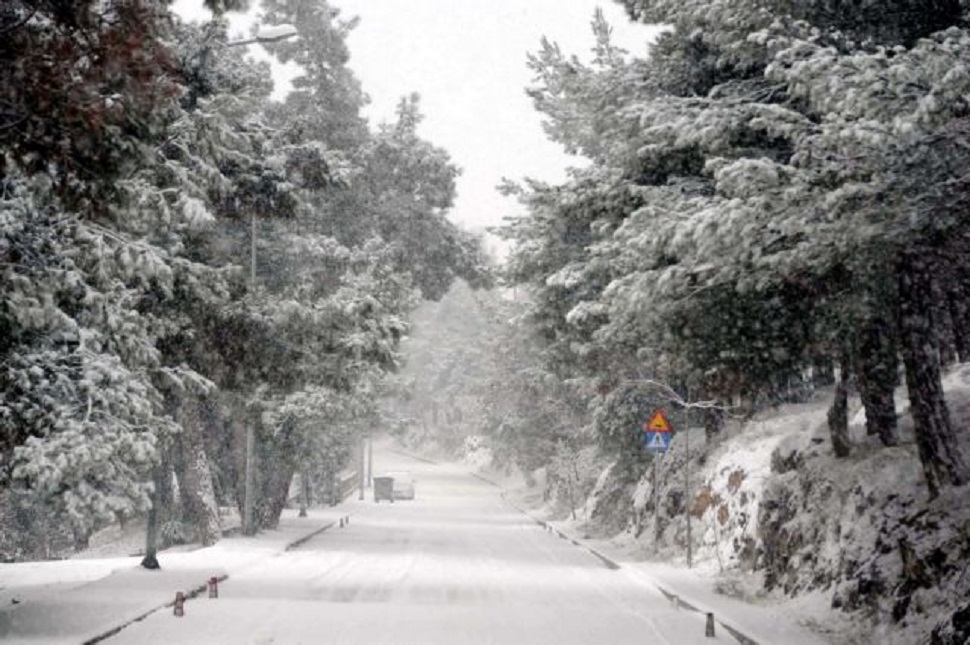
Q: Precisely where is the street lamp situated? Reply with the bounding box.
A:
[226,24,299,48]
[227,23,300,536]
[224,21,300,289]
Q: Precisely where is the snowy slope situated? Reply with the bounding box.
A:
[492,366,970,644]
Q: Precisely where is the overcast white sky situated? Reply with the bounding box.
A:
[172,0,659,242]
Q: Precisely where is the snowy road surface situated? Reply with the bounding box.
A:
[106,450,726,644]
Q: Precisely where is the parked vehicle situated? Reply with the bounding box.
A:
[388,471,415,500]
[373,476,394,503]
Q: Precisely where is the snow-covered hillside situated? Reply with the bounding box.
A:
[493,366,970,645]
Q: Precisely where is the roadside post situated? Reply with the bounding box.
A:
[641,409,673,554]
[358,435,366,500]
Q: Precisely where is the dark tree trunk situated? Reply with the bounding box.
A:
[703,406,725,444]
[141,496,161,570]
[225,395,248,521]
[141,450,173,570]
[828,363,852,458]
[947,281,970,362]
[72,528,90,552]
[812,355,836,388]
[259,460,295,529]
[174,396,221,547]
[897,253,970,498]
[299,471,310,517]
[931,273,958,366]
[855,307,899,446]
[328,467,338,506]
[254,420,297,530]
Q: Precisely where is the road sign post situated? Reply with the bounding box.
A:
[641,409,673,553]
[685,421,692,568]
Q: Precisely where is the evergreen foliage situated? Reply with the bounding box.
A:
[499,0,970,502]
[1,0,488,558]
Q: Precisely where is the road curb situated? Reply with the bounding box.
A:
[469,471,499,487]
[386,447,438,465]
[489,478,760,645]
[81,517,341,645]
[82,573,229,645]
[284,520,337,551]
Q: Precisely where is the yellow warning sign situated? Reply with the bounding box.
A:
[646,410,672,433]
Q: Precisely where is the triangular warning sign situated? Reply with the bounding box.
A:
[646,432,669,450]
[646,410,672,433]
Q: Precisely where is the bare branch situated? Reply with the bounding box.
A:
[621,378,735,412]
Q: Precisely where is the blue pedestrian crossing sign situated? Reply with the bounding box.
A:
[642,430,672,452]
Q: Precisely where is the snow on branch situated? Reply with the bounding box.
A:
[623,378,733,412]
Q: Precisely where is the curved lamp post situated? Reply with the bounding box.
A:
[227,24,299,536]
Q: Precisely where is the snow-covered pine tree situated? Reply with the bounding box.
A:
[503,0,970,496]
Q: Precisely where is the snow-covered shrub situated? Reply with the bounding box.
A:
[461,435,493,471]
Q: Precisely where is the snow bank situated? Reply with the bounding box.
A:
[527,367,970,644]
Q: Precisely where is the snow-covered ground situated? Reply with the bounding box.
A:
[4,398,966,645]
[2,446,734,645]
[481,452,834,645]
[0,509,339,644]
[470,366,970,645]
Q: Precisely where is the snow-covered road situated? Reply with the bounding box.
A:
[103,449,724,644]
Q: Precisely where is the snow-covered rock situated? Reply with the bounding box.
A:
[585,368,970,644]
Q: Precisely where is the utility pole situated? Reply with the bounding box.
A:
[226,24,298,537]
[367,438,373,488]
[653,455,661,550]
[358,435,366,500]
[243,212,256,534]
[243,415,256,534]
[685,419,692,568]
[250,211,256,283]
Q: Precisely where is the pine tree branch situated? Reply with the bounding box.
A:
[0,7,37,38]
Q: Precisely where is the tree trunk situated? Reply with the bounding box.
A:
[931,273,958,366]
[225,395,248,522]
[812,355,836,388]
[141,449,173,570]
[703,406,724,444]
[141,492,161,570]
[828,363,852,458]
[897,253,970,498]
[855,307,899,446]
[947,281,970,362]
[328,467,338,506]
[259,460,295,530]
[72,527,90,552]
[299,471,310,517]
[174,396,222,547]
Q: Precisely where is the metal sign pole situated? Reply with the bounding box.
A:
[358,435,366,500]
[685,425,692,568]
[243,423,255,535]
[367,437,373,488]
[643,409,673,554]
[653,456,661,551]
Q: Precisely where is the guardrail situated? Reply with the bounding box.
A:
[287,471,360,508]
[337,471,358,500]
